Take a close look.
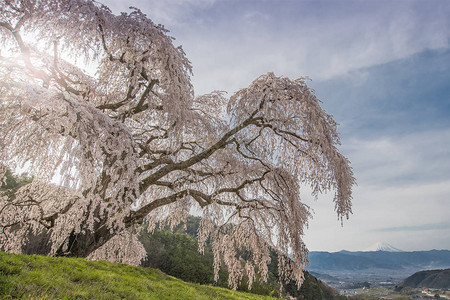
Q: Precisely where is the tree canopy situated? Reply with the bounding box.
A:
[0,0,354,289]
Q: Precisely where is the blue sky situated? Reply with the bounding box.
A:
[102,0,450,252]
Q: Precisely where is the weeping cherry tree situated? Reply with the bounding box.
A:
[0,0,354,290]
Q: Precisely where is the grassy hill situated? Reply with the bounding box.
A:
[0,215,344,299]
[400,268,450,289]
[0,251,278,299]
[139,218,345,299]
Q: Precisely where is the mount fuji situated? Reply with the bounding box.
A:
[307,246,450,286]
[363,242,404,252]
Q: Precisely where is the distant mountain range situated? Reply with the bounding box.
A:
[307,246,450,286]
[308,249,450,272]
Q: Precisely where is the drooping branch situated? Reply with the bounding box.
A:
[0,0,354,290]
[139,115,264,193]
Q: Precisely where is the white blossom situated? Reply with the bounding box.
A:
[0,0,354,289]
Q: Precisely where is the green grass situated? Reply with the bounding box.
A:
[0,251,278,300]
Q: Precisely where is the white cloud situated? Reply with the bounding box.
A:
[100,0,450,95]
[343,129,450,186]
[303,129,450,251]
[101,0,217,26]
[303,180,450,252]
[184,1,449,95]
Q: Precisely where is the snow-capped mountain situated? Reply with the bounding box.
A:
[307,249,450,284]
[363,242,404,252]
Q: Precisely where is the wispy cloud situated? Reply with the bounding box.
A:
[343,129,450,187]
[101,0,450,95]
[101,0,218,26]
[176,0,450,95]
[376,222,450,232]
[303,179,450,251]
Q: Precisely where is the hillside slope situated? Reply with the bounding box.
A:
[0,251,277,300]
[139,217,345,300]
[400,269,450,289]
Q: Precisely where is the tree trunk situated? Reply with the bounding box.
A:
[56,210,141,258]
[56,220,117,258]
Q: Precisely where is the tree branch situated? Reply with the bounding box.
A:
[139,116,263,193]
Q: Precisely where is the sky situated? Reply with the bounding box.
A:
[101,0,450,252]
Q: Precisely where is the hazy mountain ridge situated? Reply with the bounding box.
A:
[308,249,450,272]
[307,249,450,287]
